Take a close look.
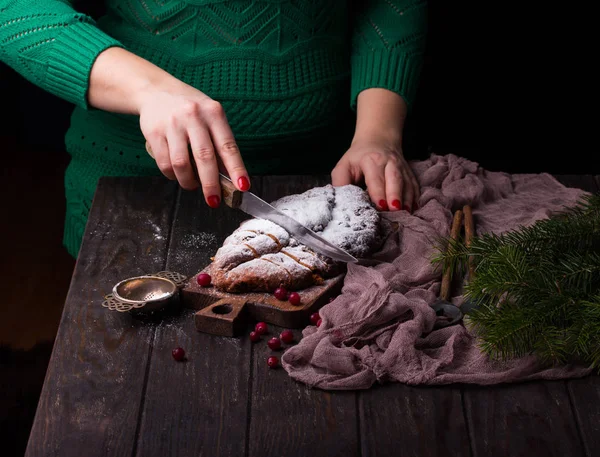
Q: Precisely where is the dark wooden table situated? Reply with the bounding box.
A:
[25,174,600,457]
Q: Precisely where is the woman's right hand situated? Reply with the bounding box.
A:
[138,83,250,208]
[87,47,250,207]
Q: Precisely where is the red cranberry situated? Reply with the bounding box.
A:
[274,287,288,301]
[197,273,211,287]
[288,292,301,306]
[310,312,320,325]
[255,322,268,335]
[172,347,185,361]
[267,356,279,368]
[280,330,294,344]
[316,319,322,327]
[249,331,261,342]
[268,337,281,350]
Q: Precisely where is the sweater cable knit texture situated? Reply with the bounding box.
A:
[0,0,427,257]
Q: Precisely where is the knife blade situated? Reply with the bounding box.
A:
[219,174,358,263]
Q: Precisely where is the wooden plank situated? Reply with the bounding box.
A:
[24,177,177,457]
[557,174,600,457]
[248,175,360,457]
[359,384,471,457]
[567,376,600,457]
[134,181,262,457]
[465,382,583,457]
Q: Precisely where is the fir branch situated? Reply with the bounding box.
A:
[471,300,542,360]
[566,296,600,368]
[557,251,600,294]
[533,326,569,365]
[431,193,600,370]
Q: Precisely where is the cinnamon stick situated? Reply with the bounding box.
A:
[463,205,475,280]
[440,209,463,301]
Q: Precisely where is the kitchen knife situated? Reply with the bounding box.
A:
[143,141,357,263]
[219,174,358,263]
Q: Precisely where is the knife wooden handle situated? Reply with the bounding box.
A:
[220,174,242,209]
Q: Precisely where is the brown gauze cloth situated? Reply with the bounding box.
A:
[281,154,594,389]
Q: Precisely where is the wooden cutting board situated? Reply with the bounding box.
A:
[181,262,345,336]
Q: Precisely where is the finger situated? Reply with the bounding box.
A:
[331,162,353,186]
[384,160,404,211]
[147,136,176,181]
[168,128,199,191]
[204,101,250,192]
[187,122,221,208]
[362,159,388,211]
[401,167,415,213]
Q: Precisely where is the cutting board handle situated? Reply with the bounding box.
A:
[220,174,242,209]
[194,298,248,337]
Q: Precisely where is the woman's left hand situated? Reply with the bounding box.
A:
[331,137,420,213]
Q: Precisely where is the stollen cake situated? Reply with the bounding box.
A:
[211,184,381,293]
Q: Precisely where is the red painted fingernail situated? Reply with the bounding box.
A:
[207,195,220,208]
[391,200,402,210]
[378,200,389,211]
[238,176,250,191]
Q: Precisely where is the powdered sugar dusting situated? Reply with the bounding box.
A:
[213,219,291,270]
[181,232,218,249]
[320,185,381,257]
[271,184,381,258]
[272,186,335,231]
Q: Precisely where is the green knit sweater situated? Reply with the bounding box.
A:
[0,0,427,258]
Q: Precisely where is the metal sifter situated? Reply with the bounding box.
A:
[102,271,188,315]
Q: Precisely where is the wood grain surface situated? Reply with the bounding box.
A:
[24,177,177,457]
[24,173,600,457]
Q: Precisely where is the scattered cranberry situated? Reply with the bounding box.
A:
[267,356,279,368]
[288,292,301,306]
[197,273,211,287]
[280,330,294,344]
[172,347,185,361]
[274,287,288,301]
[255,322,268,335]
[268,337,282,350]
[249,331,261,342]
[310,312,320,325]
[316,319,322,327]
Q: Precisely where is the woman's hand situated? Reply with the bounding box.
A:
[331,88,420,212]
[332,137,419,212]
[88,47,250,208]
[138,85,249,207]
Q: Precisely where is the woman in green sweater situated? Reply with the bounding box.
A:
[0,0,427,258]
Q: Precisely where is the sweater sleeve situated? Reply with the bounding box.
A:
[0,0,124,109]
[350,0,427,110]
